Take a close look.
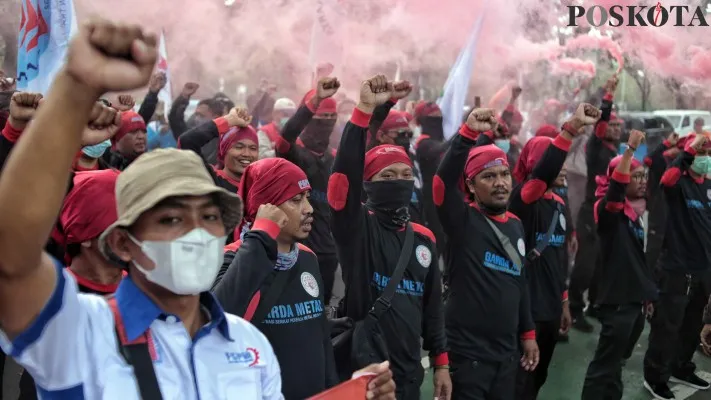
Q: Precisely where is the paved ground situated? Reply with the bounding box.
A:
[419,320,711,400]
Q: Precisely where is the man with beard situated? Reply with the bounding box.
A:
[328,75,451,399]
[275,77,411,304]
[434,107,539,400]
[568,76,621,332]
[413,102,449,256]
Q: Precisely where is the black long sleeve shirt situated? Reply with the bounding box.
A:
[212,220,338,399]
[275,103,336,257]
[508,134,572,322]
[594,168,657,304]
[177,117,237,193]
[658,148,711,272]
[434,126,534,362]
[584,93,618,205]
[137,91,159,126]
[328,108,447,378]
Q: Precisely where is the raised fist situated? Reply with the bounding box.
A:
[149,71,167,93]
[225,107,252,128]
[511,86,523,99]
[65,18,157,97]
[572,103,601,126]
[359,75,392,110]
[255,203,289,229]
[627,129,645,150]
[316,77,340,100]
[605,76,619,93]
[466,108,497,132]
[115,94,136,112]
[82,101,121,146]
[9,92,43,125]
[391,81,413,101]
[691,133,707,150]
[181,82,200,97]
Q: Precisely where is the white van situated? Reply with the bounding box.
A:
[652,110,711,136]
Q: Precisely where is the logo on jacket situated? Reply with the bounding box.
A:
[517,238,526,256]
[559,214,566,231]
[301,272,320,298]
[415,245,432,268]
[225,348,260,367]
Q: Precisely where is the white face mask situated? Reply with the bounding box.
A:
[128,228,227,295]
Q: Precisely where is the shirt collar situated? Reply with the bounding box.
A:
[115,276,232,342]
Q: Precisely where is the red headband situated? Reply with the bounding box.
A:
[239,158,311,226]
[113,111,146,144]
[381,110,411,132]
[302,89,337,115]
[414,101,441,120]
[464,145,509,180]
[60,170,120,246]
[364,144,413,181]
[535,124,558,138]
[218,126,259,166]
[513,137,553,183]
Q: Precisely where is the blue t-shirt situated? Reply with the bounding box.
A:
[147,121,177,150]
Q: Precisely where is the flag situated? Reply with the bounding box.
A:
[17,0,78,94]
[156,30,173,115]
[308,0,344,84]
[437,11,487,140]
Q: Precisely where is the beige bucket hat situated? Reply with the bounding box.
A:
[99,148,242,254]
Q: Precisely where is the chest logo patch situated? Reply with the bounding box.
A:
[559,214,566,231]
[300,272,320,298]
[415,245,432,268]
[517,238,526,256]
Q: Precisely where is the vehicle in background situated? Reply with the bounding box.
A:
[617,112,674,161]
[652,110,711,136]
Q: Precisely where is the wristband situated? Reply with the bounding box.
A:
[561,122,579,136]
[433,365,450,370]
[627,145,637,152]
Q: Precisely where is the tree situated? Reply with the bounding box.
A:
[663,77,689,109]
[624,56,652,110]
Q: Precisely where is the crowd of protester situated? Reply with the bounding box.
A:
[0,17,711,400]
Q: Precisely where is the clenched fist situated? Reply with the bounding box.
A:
[225,107,252,128]
[358,75,393,112]
[316,77,340,100]
[572,103,601,126]
[149,72,167,93]
[391,80,413,101]
[255,204,289,229]
[65,18,157,98]
[181,82,199,97]
[466,108,498,132]
[691,132,707,151]
[82,101,121,146]
[627,129,645,150]
[115,95,136,112]
[9,92,43,127]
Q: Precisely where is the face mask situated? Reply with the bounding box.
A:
[187,114,209,129]
[279,117,290,129]
[394,135,412,153]
[691,155,711,176]
[128,228,227,295]
[552,186,568,198]
[418,116,444,140]
[82,140,111,159]
[494,139,511,154]
[363,179,415,228]
[301,118,336,154]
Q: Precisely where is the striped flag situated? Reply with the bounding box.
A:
[17,0,78,94]
[156,30,173,114]
[437,11,486,140]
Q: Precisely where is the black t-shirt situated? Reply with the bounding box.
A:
[658,149,711,272]
[434,131,534,362]
[212,225,337,399]
[329,117,447,380]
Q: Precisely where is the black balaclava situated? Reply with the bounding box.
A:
[301,118,336,154]
[363,180,414,229]
[418,115,445,141]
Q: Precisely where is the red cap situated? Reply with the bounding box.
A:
[113,111,146,144]
[414,101,441,120]
[535,124,558,138]
[363,144,413,181]
[302,89,337,115]
[60,170,120,247]
[380,110,411,132]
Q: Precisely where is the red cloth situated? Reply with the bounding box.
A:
[260,122,280,143]
[513,137,553,183]
[535,124,558,138]
[113,111,146,144]
[414,101,441,119]
[465,145,509,180]
[302,89,337,115]
[380,111,410,132]
[60,170,120,245]
[363,144,413,181]
[609,112,623,123]
[594,155,643,198]
[239,158,311,226]
[677,133,711,151]
[218,125,259,166]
